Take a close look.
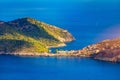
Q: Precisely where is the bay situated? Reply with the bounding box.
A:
[0,1,120,80]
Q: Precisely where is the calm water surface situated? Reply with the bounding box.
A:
[0,55,120,80]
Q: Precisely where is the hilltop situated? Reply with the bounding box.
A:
[0,17,74,55]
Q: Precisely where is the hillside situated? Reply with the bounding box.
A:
[0,17,74,55]
[77,38,120,62]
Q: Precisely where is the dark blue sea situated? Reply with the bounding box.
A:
[1,55,120,80]
[0,0,120,80]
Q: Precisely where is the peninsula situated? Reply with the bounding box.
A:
[0,17,75,55]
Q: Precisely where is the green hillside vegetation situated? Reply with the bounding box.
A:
[0,23,48,53]
[0,17,74,54]
[27,18,74,42]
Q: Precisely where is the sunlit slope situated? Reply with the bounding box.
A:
[0,17,74,54]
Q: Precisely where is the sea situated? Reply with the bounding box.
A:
[0,0,120,80]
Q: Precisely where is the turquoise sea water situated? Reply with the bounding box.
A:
[0,0,120,80]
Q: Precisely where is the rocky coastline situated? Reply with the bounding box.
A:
[1,38,120,62]
[77,38,120,62]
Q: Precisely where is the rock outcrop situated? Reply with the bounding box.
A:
[78,38,120,62]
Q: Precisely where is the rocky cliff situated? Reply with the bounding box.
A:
[78,38,120,62]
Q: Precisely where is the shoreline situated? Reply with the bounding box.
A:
[0,51,119,62]
[47,43,66,48]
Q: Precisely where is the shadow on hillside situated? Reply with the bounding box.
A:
[0,39,32,53]
[7,19,58,41]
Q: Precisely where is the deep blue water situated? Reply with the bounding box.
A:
[1,55,120,80]
[0,0,120,80]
